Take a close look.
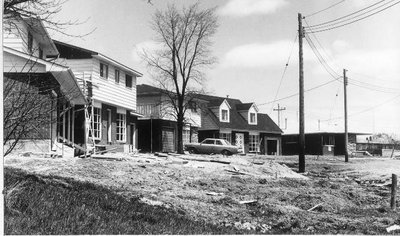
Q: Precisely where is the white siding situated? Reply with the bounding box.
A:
[4,51,46,73]
[91,58,137,111]
[61,58,136,111]
[4,20,42,58]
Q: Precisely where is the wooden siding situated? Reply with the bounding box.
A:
[91,58,137,111]
[4,20,44,58]
[60,58,137,111]
[4,51,46,73]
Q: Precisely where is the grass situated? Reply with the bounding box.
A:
[4,167,243,235]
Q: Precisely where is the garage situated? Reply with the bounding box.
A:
[162,128,175,153]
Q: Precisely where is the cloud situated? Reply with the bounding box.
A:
[218,0,288,17]
[221,40,312,68]
[132,40,163,63]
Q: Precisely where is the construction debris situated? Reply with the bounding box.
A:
[307,203,323,212]
[386,225,400,233]
[239,200,257,204]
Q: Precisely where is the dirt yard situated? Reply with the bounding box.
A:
[5,153,400,234]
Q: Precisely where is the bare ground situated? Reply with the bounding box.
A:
[5,153,400,234]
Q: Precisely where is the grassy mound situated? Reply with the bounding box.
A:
[4,167,243,235]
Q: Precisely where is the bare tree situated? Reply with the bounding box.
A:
[4,0,94,36]
[142,3,218,153]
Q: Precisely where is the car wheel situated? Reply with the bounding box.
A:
[221,150,231,156]
[188,148,197,154]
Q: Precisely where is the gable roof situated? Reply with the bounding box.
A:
[198,94,282,134]
[236,103,253,111]
[53,40,143,77]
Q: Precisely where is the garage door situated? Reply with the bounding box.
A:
[162,128,175,153]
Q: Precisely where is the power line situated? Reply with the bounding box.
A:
[321,93,400,121]
[305,0,346,18]
[258,78,338,106]
[306,0,400,33]
[270,34,298,111]
[304,34,342,80]
[305,0,386,28]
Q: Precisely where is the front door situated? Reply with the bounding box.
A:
[235,133,245,153]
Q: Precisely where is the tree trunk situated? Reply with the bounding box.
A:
[176,112,184,154]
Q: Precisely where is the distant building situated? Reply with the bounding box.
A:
[282,132,368,156]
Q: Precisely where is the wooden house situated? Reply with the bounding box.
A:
[3,17,86,156]
[196,94,283,155]
[53,41,143,153]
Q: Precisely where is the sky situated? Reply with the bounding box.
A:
[52,0,400,136]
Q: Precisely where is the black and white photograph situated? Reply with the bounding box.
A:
[1,0,400,234]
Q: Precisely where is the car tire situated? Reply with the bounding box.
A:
[221,150,231,156]
[188,148,197,154]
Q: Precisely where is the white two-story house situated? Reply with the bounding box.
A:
[53,41,143,152]
[3,16,86,156]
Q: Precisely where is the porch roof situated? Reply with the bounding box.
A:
[4,47,86,105]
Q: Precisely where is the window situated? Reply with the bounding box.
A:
[202,139,215,145]
[28,32,33,54]
[221,109,229,122]
[90,107,101,139]
[125,74,132,88]
[249,134,260,152]
[100,63,108,79]
[182,129,190,144]
[116,113,126,142]
[115,69,120,83]
[188,101,197,112]
[39,48,43,59]
[249,112,257,124]
[215,140,223,145]
[219,132,231,144]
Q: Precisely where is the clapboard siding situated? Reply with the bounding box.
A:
[61,57,137,111]
[4,51,46,73]
[4,20,42,58]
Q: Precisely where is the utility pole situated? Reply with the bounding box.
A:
[273,104,286,128]
[284,118,288,130]
[298,13,305,173]
[343,69,349,162]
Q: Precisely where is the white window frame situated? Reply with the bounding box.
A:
[220,109,229,122]
[249,134,260,153]
[115,69,120,83]
[100,62,108,79]
[182,129,190,144]
[116,113,126,142]
[91,107,102,140]
[249,112,257,125]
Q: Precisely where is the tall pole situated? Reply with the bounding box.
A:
[343,69,349,162]
[1,1,5,234]
[298,13,305,173]
[273,103,286,128]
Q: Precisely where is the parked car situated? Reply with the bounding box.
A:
[184,138,239,156]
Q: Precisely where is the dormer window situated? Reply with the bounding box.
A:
[221,109,229,121]
[219,99,231,123]
[249,112,257,124]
